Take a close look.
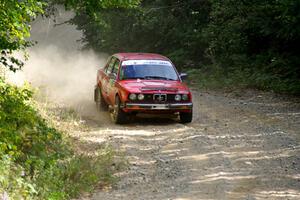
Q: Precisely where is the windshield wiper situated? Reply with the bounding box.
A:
[124,77,146,80]
[144,76,175,80]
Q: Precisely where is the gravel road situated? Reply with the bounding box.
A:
[74,89,300,200]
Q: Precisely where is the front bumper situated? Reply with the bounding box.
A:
[124,102,193,110]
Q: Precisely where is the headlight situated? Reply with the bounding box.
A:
[182,94,189,101]
[129,93,137,100]
[175,94,181,101]
[137,94,145,100]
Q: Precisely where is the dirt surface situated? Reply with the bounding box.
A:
[73,89,300,200]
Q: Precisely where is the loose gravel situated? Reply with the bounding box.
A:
[73,89,300,200]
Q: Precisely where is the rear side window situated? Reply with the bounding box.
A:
[112,59,120,75]
[105,57,116,74]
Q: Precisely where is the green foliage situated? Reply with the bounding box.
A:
[187,66,300,94]
[0,0,44,71]
[0,79,119,199]
[73,0,300,94]
[32,146,118,199]
[61,0,140,12]
[72,0,211,69]
[0,155,37,199]
[202,0,300,94]
[0,0,140,72]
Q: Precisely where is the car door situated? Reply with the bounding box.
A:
[107,58,121,104]
[102,57,116,100]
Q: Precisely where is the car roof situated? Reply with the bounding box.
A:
[113,53,170,61]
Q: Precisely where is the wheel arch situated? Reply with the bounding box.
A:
[115,88,127,103]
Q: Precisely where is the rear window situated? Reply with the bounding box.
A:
[120,60,178,81]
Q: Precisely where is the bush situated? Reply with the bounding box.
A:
[0,78,118,199]
[186,65,300,95]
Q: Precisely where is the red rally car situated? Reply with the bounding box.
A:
[94,53,193,124]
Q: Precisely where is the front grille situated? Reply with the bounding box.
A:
[143,94,153,102]
[153,94,167,102]
[167,94,176,102]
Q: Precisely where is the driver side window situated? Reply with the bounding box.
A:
[105,57,116,74]
[112,59,120,76]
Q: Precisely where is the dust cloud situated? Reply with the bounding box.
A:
[9,7,108,109]
[23,46,106,107]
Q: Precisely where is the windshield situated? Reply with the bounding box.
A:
[120,60,179,81]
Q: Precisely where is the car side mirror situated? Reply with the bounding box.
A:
[180,73,188,80]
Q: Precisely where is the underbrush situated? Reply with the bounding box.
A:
[0,78,121,199]
[186,65,300,95]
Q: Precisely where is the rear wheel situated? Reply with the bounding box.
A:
[179,110,193,123]
[111,96,128,124]
[94,87,108,111]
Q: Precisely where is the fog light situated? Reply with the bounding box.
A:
[129,93,137,100]
[175,94,181,101]
[138,94,145,100]
[182,94,188,101]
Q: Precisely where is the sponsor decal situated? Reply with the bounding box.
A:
[122,60,172,66]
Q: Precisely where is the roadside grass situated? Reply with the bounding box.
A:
[0,79,126,199]
[186,65,300,95]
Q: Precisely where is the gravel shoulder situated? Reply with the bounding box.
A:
[73,89,300,200]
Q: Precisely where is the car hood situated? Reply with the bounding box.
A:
[119,79,190,93]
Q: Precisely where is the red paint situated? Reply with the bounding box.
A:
[96,53,193,114]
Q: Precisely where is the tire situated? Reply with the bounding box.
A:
[179,110,193,123]
[94,87,108,111]
[111,96,128,124]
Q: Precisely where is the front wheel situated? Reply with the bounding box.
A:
[111,96,128,124]
[179,111,193,123]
